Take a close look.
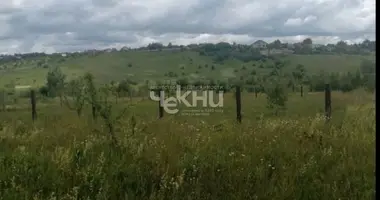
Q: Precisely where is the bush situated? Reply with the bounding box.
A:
[265,80,288,115]
[39,86,49,97]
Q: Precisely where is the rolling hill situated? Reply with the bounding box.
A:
[0,48,375,87]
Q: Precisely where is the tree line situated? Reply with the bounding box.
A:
[0,38,375,65]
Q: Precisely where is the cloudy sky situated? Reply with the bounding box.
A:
[0,0,375,54]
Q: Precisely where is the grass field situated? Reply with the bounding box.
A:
[0,89,375,199]
[0,50,375,87]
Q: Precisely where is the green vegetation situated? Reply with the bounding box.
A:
[0,88,375,199]
[0,38,376,90]
[0,38,376,199]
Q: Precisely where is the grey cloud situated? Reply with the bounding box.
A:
[0,0,375,54]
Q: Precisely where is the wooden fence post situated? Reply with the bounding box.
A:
[374,89,376,106]
[92,104,97,120]
[324,84,331,122]
[0,90,5,111]
[31,89,37,121]
[235,86,242,123]
[158,90,164,119]
[300,85,303,97]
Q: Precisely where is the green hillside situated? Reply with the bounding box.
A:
[0,49,375,87]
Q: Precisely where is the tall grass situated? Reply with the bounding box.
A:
[0,92,375,199]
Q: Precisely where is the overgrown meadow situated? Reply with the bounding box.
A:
[0,88,375,200]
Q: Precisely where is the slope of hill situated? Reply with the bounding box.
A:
[0,49,375,87]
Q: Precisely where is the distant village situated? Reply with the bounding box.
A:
[1,39,375,61]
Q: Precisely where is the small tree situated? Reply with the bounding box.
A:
[117,80,131,97]
[92,85,133,148]
[292,64,306,96]
[63,77,85,117]
[46,66,66,105]
[83,73,98,119]
[265,79,288,116]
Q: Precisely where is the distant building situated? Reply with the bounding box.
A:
[103,48,118,53]
[251,40,268,49]
[104,48,113,53]
[121,46,130,51]
[286,43,295,49]
[312,44,323,49]
[15,85,31,90]
[326,44,335,52]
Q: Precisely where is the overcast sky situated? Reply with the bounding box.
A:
[0,0,375,54]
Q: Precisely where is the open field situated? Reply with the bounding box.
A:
[0,89,375,199]
[0,42,376,199]
[0,50,375,87]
